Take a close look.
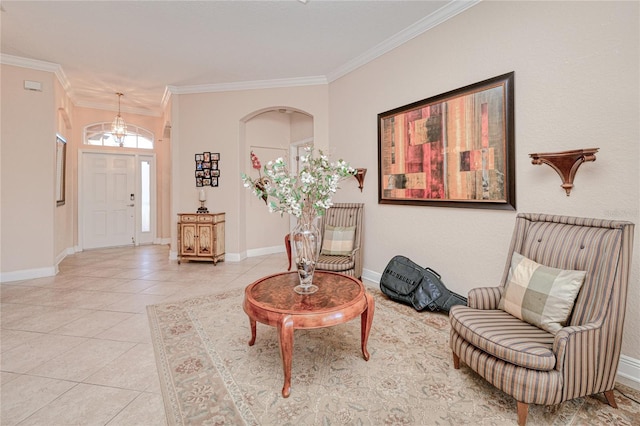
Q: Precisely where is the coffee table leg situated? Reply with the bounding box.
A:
[248,318,256,346]
[360,292,375,361]
[277,314,294,398]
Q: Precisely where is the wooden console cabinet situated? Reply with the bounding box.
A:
[177,213,225,265]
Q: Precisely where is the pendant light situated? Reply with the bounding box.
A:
[111,92,127,146]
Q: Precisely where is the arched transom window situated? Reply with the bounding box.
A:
[84,122,154,149]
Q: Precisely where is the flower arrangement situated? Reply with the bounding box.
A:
[241,147,355,218]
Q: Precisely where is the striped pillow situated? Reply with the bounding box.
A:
[498,252,586,334]
[321,225,355,256]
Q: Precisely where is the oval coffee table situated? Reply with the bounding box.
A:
[243,271,375,397]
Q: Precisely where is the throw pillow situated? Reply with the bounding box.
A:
[321,225,356,256]
[498,251,586,334]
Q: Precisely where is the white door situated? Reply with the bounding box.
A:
[82,152,135,249]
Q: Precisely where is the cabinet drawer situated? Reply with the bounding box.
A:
[197,215,213,223]
[179,214,198,222]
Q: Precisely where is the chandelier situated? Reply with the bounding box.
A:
[111,92,127,146]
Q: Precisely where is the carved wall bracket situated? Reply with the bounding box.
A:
[529,148,599,196]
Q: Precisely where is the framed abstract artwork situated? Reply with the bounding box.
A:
[378,72,515,210]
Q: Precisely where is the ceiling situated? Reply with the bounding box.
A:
[1,1,478,117]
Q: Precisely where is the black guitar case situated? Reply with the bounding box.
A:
[380,255,467,312]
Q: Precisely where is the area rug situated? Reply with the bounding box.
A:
[147,287,640,425]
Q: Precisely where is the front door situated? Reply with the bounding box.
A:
[82,152,135,249]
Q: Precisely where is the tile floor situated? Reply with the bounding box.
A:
[1,245,289,425]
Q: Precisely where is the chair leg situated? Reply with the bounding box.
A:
[604,389,618,409]
[284,234,292,271]
[516,401,529,426]
[452,352,460,369]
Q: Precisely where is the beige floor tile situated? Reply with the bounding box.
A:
[109,279,158,293]
[0,329,44,352]
[0,371,21,385]
[27,339,136,382]
[85,343,159,391]
[50,310,135,337]
[1,334,87,373]
[0,285,40,302]
[0,374,76,426]
[72,277,133,292]
[106,392,167,426]
[103,293,170,314]
[96,313,152,343]
[2,304,90,333]
[0,246,329,424]
[19,383,140,426]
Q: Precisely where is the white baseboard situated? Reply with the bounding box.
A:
[618,355,640,390]
[361,268,640,391]
[246,245,285,258]
[0,266,57,283]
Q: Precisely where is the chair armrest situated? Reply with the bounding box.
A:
[467,287,503,310]
[553,322,602,371]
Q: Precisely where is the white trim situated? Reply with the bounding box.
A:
[167,75,327,95]
[326,0,481,82]
[618,355,640,390]
[362,267,382,285]
[246,245,285,258]
[74,100,161,117]
[0,267,57,283]
[1,53,72,97]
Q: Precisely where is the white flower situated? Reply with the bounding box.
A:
[242,147,354,218]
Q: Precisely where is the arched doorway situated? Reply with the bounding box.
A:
[240,107,313,257]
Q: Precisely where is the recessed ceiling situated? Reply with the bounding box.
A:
[1,1,478,116]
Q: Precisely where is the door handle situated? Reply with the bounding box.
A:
[127,204,135,207]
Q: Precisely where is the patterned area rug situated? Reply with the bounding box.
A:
[147,287,640,425]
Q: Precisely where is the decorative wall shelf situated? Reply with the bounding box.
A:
[529,148,599,196]
[353,168,367,192]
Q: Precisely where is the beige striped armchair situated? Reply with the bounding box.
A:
[449,213,634,425]
[286,203,364,279]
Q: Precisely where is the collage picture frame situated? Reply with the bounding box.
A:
[195,152,220,187]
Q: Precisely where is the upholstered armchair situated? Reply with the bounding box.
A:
[449,213,634,425]
[286,203,364,279]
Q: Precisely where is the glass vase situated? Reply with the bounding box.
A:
[291,213,321,295]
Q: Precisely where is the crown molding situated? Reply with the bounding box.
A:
[167,75,328,95]
[73,100,161,117]
[1,53,72,94]
[326,0,481,82]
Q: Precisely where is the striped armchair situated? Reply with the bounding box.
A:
[449,213,634,426]
[286,203,364,279]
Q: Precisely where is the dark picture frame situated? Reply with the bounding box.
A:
[195,152,220,187]
[55,134,67,206]
[378,72,515,210]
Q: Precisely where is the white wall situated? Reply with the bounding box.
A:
[328,1,639,361]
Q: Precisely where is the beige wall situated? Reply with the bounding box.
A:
[327,1,639,360]
[169,85,330,257]
[1,65,57,276]
[244,111,292,252]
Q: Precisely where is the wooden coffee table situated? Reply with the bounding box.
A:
[243,271,375,397]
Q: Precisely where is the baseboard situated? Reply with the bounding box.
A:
[362,267,382,285]
[246,245,285,258]
[0,266,57,283]
[361,268,640,391]
[155,237,171,245]
[618,355,640,390]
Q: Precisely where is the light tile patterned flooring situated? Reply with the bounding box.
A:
[1,245,288,425]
